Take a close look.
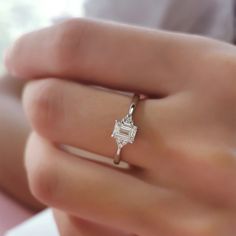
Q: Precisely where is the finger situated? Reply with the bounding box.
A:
[25,132,161,235]
[23,78,155,167]
[26,134,227,236]
[5,18,219,95]
[53,209,134,236]
[23,78,236,208]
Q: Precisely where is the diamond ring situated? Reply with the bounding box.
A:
[111,94,140,165]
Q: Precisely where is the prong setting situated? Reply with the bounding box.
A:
[111,95,139,165]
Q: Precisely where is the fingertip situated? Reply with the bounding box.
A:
[4,45,12,69]
[3,45,19,77]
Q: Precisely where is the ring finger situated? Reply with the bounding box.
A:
[23,78,157,167]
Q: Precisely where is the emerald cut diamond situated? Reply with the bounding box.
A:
[112,116,138,149]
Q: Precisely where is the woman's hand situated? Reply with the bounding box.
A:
[5,19,236,235]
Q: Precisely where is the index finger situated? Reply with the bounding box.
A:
[5,18,221,95]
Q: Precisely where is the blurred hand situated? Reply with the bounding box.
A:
[5,19,236,235]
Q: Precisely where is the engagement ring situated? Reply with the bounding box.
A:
[111,94,140,165]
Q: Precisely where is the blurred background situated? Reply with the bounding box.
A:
[0,0,85,74]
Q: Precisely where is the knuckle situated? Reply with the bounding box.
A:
[25,134,58,204]
[52,19,90,74]
[8,34,31,77]
[203,50,236,98]
[23,79,64,138]
[29,156,58,205]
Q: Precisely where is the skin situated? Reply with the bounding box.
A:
[0,74,43,211]
[5,18,236,235]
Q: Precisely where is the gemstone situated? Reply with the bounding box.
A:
[112,117,138,148]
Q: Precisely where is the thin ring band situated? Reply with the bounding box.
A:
[111,94,140,165]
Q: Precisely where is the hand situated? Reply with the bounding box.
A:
[5,19,236,236]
